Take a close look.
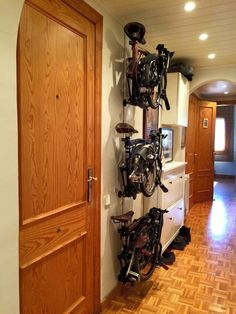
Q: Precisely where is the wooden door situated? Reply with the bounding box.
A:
[18,1,102,313]
[185,95,198,209]
[194,100,216,203]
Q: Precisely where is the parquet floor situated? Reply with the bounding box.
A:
[102,178,236,314]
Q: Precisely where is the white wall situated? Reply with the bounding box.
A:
[190,65,236,92]
[0,1,24,313]
[84,0,144,301]
[84,0,125,300]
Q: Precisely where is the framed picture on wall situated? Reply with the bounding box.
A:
[162,128,173,163]
[143,108,159,140]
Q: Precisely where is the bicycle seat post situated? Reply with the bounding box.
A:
[123,136,131,159]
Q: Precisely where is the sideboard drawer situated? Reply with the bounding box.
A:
[161,198,184,251]
[159,174,184,209]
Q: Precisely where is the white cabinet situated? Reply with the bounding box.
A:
[143,162,186,251]
[158,162,186,251]
[161,72,189,127]
[159,174,184,209]
[161,199,184,251]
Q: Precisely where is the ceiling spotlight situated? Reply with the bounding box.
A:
[199,33,208,41]
[224,91,229,94]
[184,2,196,11]
[208,53,216,59]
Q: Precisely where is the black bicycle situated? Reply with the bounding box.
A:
[124,22,174,110]
[111,207,168,284]
[116,122,168,199]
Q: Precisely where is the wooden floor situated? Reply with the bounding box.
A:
[102,178,236,314]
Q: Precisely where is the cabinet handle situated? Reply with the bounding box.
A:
[178,207,183,210]
[168,217,173,220]
[179,176,183,179]
[169,181,173,184]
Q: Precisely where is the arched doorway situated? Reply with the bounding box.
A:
[186,79,236,209]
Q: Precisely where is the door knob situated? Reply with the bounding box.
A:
[88,176,98,182]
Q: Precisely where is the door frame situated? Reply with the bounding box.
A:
[18,0,102,311]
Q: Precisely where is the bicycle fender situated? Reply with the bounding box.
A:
[134,144,155,161]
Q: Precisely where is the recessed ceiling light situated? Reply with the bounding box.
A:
[199,33,208,41]
[184,2,196,12]
[224,91,229,94]
[208,53,216,59]
[222,84,227,88]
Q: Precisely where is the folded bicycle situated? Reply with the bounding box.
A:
[111,207,168,284]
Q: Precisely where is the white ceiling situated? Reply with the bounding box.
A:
[100,0,236,69]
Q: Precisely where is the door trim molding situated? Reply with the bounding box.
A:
[62,2,103,312]
[67,2,103,312]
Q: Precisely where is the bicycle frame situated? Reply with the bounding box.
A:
[118,136,145,199]
[111,207,168,284]
[117,125,168,199]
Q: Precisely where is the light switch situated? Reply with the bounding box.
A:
[104,194,111,207]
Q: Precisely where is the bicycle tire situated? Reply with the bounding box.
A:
[132,228,159,281]
[141,162,157,197]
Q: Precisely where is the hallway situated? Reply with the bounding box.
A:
[102,178,236,314]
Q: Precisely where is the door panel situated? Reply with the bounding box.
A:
[18,1,100,313]
[194,101,216,203]
[21,238,87,314]
[20,205,86,268]
[19,7,87,222]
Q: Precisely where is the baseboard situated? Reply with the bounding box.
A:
[214,174,235,179]
[100,283,121,311]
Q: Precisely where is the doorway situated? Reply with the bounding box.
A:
[186,80,236,209]
[18,1,102,313]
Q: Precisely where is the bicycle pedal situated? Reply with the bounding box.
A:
[160,183,168,193]
[159,262,169,270]
[128,270,140,282]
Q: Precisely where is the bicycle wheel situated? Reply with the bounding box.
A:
[145,63,162,109]
[133,227,159,281]
[141,162,157,197]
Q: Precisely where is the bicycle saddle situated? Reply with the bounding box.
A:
[115,122,138,134]
[111,210,134,223]
[130,138,146,145]
[124,22,146,45]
